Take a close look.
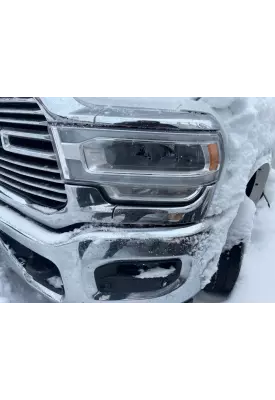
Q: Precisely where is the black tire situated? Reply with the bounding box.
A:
[204,242,245,294]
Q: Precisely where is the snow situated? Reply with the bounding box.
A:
[208,97,275,218]
[196,169,275,302]
[0,259,46,303]
[98,294,111,301]
[197,97,275,285]
[202,97,236,109]
[135,266,176,279]
[224,195,256,251]
[47,276,63,290]
[227,170,275,302]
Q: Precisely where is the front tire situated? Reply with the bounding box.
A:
[204,242,245,294]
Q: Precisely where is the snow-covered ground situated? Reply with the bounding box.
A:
[0,263,45,303]
[227,169,275,302]
[1,169,275,303]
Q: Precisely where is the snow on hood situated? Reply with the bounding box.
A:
[209,97,275,215]
[201,97,236,109]
[40,97,223,123]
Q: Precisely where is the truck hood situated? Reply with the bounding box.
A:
[76,97,237,111]
[38,96,236,130]
[74,97,198,111]
[39,97,225,123]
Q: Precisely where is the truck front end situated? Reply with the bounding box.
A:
[0,97,226,302]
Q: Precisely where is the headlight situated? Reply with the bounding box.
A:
[52,124,223,205]
[83,139,206,173]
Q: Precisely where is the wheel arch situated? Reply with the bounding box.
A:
[246,159,271,204]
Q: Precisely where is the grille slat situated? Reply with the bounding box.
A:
[0,149,60,173]
[0,161,64,184]
[0,97,67,209]
[2,129,52,141]
[6,135,57,160]
[0,109,44,115]
[0,98,38,104]
[0,168,66,194]
[0,117,48,126]
[0,175,67,203]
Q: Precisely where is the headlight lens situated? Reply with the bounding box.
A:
[82,138,206,174]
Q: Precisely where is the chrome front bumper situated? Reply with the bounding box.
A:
[0,203,212,303]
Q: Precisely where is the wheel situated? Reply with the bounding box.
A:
[204,242,245,294]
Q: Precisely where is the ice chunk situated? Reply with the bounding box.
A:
[135,266,176,279]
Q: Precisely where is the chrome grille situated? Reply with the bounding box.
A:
[0,97,67,208]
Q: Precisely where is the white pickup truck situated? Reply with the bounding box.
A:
[0,97,273,302]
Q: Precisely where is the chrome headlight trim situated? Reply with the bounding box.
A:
[52,127,223,177]
[50,125,223,205]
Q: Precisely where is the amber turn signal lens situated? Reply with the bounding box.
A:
[208,144,220,171]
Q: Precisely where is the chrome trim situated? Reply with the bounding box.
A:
[59,127,222,144]
[0,117,47,126]
[113,186,214,225]
[0,169,66,194]
[0,184,115,227]
[1,131,56,160]
[51,126,71,179]
[93,109,220,131]
[0,202,210,302]
[0,161,63,183]
[0,98,38,104]
[0,183,215,229]
[56,127,223,187]
[0,176,67,203]
[0,151,60,173]
[0,108,44,115]
[1,129,51,141]
[61,142,82,160]
[104,185,203,204]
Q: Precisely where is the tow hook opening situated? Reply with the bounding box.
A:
[94,259,182,300]
[0,231,64,296]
